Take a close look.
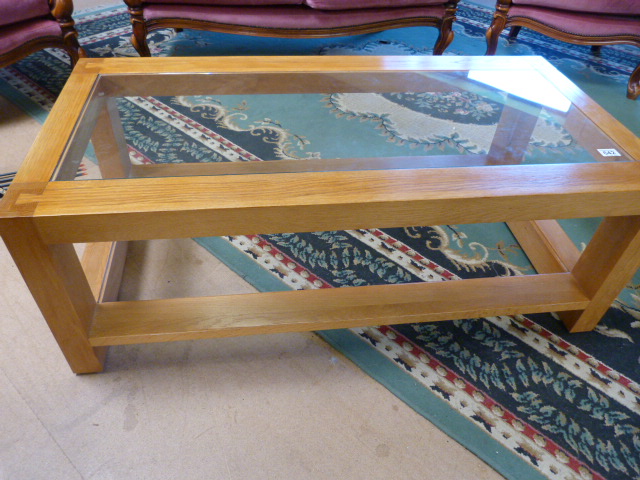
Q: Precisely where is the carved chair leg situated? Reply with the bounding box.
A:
[124,1,152,57]
[432,18,455,55]
[507,25,521,43]
[61,30,85,64]
[50,0,85,65]
[485,1,511,56]
[432,2,457,55]
[485,15,507,55]
[628,62,640,100]
[131,19,152,57]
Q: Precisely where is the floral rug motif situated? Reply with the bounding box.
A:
[1,4,639,480]
[381,90,504,124]
[117,90,577,164]
[324,91,573,154]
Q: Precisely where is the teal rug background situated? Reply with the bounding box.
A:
[74,3,640,135]
[0,4,639,480]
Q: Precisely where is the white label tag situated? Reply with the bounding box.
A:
[597,148,621,157]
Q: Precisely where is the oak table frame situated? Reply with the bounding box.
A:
[1,56,640,374]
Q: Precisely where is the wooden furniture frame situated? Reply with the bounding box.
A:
[0,0,85,69]
[122,0,460,58]
[484,0,640,100]
[1,55,640,374]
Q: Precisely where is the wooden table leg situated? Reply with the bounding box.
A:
[487,101,540,165]
[561,216,640,332]
[85,98,130,307]
[507,220,580,274]
[1,218,105,373]
[81,241,129,303]
[92,97,132,180]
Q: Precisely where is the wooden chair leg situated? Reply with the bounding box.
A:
[432,21,454,55]
[507,25,521,43]
[51,0,85,64]
[432,1,458,55]
[485,15,507,55]
[61,32,84,65]
[131,18,151,57]
[627,62,640,100]
[485,0,513,56]
[124,0,152,56]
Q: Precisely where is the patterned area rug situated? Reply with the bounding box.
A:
[1,4,639,480]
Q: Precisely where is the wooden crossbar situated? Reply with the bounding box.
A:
[89,273,590,346]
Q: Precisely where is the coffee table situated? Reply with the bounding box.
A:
[2,56,639,374]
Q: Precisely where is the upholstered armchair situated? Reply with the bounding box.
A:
[485,0,640,99]
[122,0,461,58]
[0,0,84,69]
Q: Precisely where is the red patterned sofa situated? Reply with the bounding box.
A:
[122,0,460,57]
[485,0,640,99]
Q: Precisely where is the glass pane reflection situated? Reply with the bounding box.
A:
[53,69,632,181]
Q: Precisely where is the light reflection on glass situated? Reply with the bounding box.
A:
[467,70,572,112]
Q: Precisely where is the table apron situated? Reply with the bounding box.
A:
[26,190,640,244]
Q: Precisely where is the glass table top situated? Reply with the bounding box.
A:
[53,67,633,182]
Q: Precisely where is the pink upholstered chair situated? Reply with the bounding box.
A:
[485,0,640,99]
[0,0,84,69]
[122,0,461,57]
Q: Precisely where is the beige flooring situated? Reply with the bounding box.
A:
[0,2,506,479]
